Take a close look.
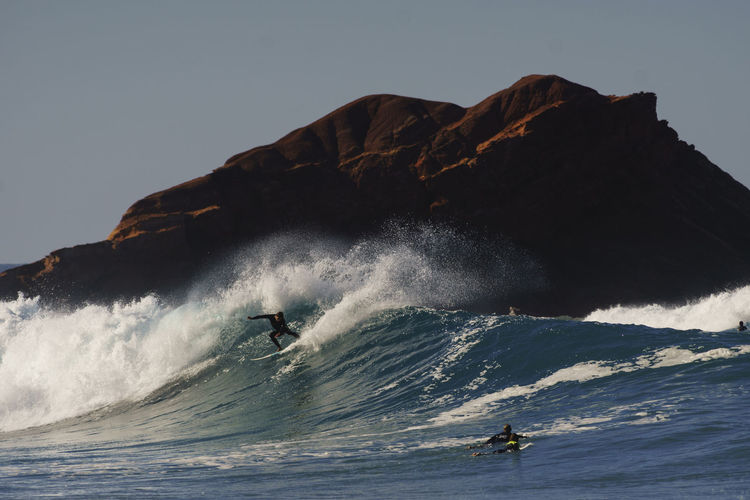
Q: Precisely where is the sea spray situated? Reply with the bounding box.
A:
[584,285,750,331]
[221,224,544,348]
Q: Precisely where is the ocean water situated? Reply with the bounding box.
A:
[2,229,749,499]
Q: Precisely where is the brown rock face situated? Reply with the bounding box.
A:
[3,75,750,316]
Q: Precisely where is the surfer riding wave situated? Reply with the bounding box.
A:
[248,311,300,351]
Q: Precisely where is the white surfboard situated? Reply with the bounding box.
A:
[250,350,284,361]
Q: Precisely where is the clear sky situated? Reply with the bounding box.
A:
[2,0,749,263]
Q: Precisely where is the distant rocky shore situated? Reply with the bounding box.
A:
[3,75,750,316]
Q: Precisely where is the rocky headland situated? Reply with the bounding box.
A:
[3,75,750,316]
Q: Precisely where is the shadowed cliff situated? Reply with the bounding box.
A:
[3,75,750,316]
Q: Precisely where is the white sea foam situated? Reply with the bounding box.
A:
[0,293,240,432]
[528,400,674,437]
[584,285,750,331]
[418,344,750,430]
[1,227,532,432]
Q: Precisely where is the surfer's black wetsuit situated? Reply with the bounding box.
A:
[249,314,300,350]
[484,431,527,445]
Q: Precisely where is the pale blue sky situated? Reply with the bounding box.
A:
[2,0,749,263]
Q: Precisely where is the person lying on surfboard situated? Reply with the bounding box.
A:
[472,433,522,456]
[247,311,300,351]
[467,424,528,449]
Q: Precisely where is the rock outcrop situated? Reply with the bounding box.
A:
[3,75,750,316]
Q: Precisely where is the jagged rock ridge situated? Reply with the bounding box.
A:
[3,75,750,316]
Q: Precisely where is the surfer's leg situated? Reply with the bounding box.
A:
[288,331,300,339]
[269,331,283,350]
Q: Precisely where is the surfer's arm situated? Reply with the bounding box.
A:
[248,314,274,320]
[484,434,503,445]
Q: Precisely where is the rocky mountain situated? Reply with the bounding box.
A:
[3,75,750,316]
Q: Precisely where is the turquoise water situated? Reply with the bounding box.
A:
[2,232,749,498]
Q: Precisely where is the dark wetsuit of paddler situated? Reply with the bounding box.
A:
[248,311,300,351]
[484,424,527,445]
[468,424,528,451]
